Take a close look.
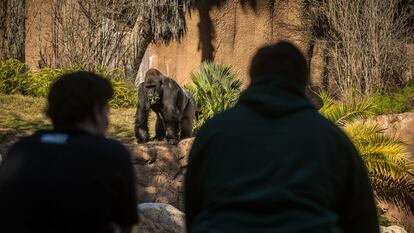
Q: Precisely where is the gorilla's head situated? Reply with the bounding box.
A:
[144,69,164,102]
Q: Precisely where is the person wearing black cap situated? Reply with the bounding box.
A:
[184,42,379,233]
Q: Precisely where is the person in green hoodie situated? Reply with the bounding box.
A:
[184,41,380,233]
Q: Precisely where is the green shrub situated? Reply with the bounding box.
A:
[22,68,66,97]
[0,59,28,94]
[0,59,137,108]
[369,82,414,115]
[96,69,137,108]
[110,81,137,108]
[186,62,242,131]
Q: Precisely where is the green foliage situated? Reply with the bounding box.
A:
[319,91,374,126]
[378,214,391,227]
[319,93,414,208]
[0,59,28,94]
[186,62,242,131]
[0,59,137,108]
[369,82,414,115]
[22,67,76,97]
[91,69,137,108]
[109,81,137,108]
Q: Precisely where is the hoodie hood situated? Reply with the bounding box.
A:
[238,74,315,117]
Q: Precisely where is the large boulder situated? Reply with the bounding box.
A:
[126,138,194,210]
[135,203,185,233]
[380,225,408,233]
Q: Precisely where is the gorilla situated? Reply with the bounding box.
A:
[135,69,196,145]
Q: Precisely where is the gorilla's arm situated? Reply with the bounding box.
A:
[161,79,181,144]
[155,114,166,140]
[180,117,193,139]
[180,91,196,139]
[135,83,150,143]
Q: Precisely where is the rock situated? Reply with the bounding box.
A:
[136,203,185,233]
[374,113,414,156]
[380,225,408,233]
[177,138,194,167]
[126,138,194,210]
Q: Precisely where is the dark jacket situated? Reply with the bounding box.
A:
[0,129,138,233]
[184,75,379,233]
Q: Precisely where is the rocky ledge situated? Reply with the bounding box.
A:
[126,138,194,210]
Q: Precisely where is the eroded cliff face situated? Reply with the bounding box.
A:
[140,0,312,86]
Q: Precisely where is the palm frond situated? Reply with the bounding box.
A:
[186,62,241,131]
[371,173,414,209]
[320,93,414,209]
[319,92,374,125]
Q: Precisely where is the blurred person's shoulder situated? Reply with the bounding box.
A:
[299,109,348,137]
[304,110,357,152]
[68,131,132,161]
[195,105,246,136]
[6,129,131,161]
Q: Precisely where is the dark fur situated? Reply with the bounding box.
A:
[135,69,196,145]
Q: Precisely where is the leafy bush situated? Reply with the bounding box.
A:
[22,67,74,97]
[0,59,137,108]
[186,62,242,131]
[109,81,137,108]
[319,92,414,208]
[0,59,28,94]
[96,69,137,108]
[369,82,414,115]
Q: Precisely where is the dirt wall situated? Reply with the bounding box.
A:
[23,0,314,85]
[140,0,312,86]
[22,0,414,86]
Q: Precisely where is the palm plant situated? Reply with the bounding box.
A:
[319,92,414,208]
[186,62,242,131]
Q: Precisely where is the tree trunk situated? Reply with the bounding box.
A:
[0,1,7,60]
[132,35,153,84]
[0,0,6,60]
[0,0,26,61]
[131,19,154,84]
